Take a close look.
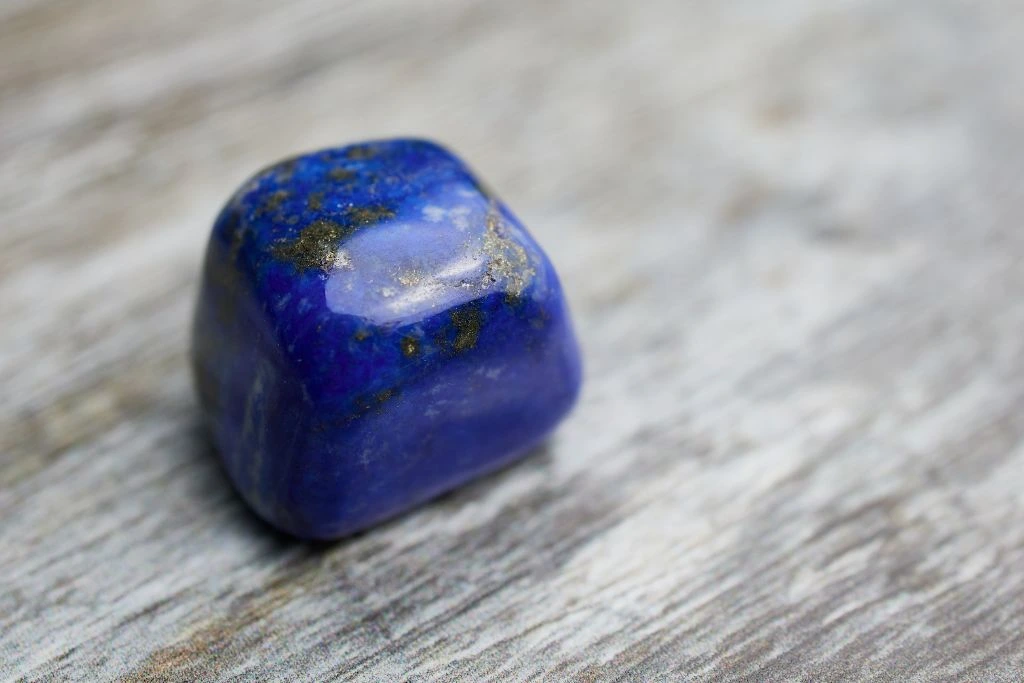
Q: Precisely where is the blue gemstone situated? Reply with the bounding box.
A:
[192,139,582,539]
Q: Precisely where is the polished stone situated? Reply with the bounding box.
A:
[192,139,582,539]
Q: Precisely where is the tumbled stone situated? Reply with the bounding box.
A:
[192,139,582,539]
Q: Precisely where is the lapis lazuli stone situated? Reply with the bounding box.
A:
[192,139,582,539]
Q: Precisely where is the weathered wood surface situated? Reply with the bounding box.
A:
[2,0,1024,680]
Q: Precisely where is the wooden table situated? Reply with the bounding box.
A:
[3,1,1023,680]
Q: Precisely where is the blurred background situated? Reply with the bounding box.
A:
[2,1,1024,680]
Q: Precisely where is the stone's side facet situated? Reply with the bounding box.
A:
[191,139,582,539]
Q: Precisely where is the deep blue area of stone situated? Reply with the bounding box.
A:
[192,139,582,539]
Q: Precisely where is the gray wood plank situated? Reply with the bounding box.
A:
[2,0,1023,680]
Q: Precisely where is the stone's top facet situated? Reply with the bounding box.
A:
[192,139,582,539]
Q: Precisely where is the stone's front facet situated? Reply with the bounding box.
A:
[192,139,582,539]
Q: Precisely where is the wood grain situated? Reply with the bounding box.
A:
[2,0,1024,680]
